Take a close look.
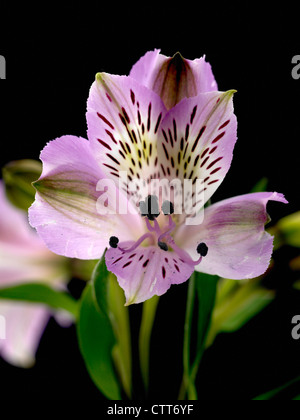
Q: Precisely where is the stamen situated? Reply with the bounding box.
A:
[139,195,160,220]
[146,218,162,235]
[161,200,174,215]
[169,240,204,266]
[137,194,207,267]
[118,232,153,253]
[146,195,160,220]
[158,215,176,243]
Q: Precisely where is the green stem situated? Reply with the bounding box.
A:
[109,275,132,398]
[139,295,160,393]
[178,275,196,400]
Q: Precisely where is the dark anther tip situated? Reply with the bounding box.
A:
[161,200,174,215]
[158,241,169,251]
[147,212,160,221]
[196,242,208,257]
[109,236,119,248]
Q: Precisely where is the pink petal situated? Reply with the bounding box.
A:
[105,241,195,304]
[157,90,237,214]
[176,192,288,279]
[29,135,143,259]
[129,49,218,109]
[0,182,42,249]
[0,182,62,286]
[0,302,49,367]
[87,73,167,203]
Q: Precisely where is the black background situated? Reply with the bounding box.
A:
[0,1,299,400]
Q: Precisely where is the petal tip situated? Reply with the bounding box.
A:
[274,192,288,204]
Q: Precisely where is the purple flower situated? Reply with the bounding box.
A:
[0,182,69,366]
[29,50,287,305]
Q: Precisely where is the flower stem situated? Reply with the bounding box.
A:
[108,274,132,398]
[178,274,197,400]
[139,295,160,393]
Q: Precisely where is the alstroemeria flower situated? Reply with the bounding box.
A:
[0,182,68,367]
[29,50,287,305]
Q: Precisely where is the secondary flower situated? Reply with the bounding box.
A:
[0,182,68,367]
[29,50,287,305]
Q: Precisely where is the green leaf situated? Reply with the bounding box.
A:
[253,375,300,400]
[0,283,78,318]
[276,211,300,248]
[2,159,42,210]
[250,177,268,193]
[77,254,132,399]
[77,284,121,400]
[206,278,274,347]
[93,256,132,398]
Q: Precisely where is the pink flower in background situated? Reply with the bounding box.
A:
[0,182,68,367]
[29,50,287,305]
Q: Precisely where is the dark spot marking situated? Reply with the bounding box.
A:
[143,259,150,267]
[207,179,219,185]
[106,154,120,165]
[162,143,169,160]
[97,113,114,130]
[103,163,118,172]
[123,261,133,268]
[173,119,177,141]
[212,131,225,144]
[122,107,130,124]
[190,105,197,124]
[209,146,218,154]
[219,119,230,130]
[147,103,152,131]
[201,148,209,158]
[98,139,111,150]
[200,156,210,167]
[194,154,200,166]
[130,90,135,105]
[206,157,223,170]
[105,130,117,144]
[191,126,206,152]
[185,124,190,141]
[210,167,221,175]
[112,256,123,265]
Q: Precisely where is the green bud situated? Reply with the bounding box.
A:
[276,212,300,248]
[2,159,42,211]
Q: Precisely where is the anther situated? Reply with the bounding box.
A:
[161,200,174,215]
[109,236,119,248]
[140,195,160,220]
[146,195,160,219]
[158,241,169,251]
[197,242,208,257]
